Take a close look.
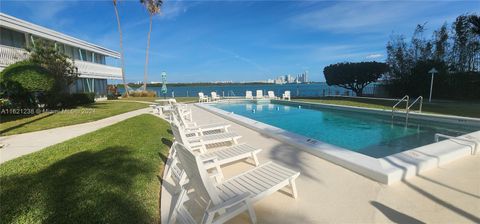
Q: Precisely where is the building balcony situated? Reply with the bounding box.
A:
[0,44,29,68]
[0,44,122,80]
[74,60,122,80]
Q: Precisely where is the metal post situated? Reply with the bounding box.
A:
[429,73,434,102]
[428,68,437,103]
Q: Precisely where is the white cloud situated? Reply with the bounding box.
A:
[212,46,272,75]
[19,1,77,28]
[366,54,383,59]
[289,1,456,34]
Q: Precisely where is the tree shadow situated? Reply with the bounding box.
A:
[383,157,480,223]
[268,142,323,183]
[0,112,55,135]
[0,146,158,223]
[370,201,425,224]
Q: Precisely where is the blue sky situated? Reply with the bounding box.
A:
[1,0,479,83]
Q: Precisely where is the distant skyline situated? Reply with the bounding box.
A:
[1,0,478,83]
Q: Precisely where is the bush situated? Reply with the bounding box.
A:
[125,90,156,97]
[107,94,118,100]
[0,61,55,107]
[40,92,95,108]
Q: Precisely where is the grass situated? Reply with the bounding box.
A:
[118,96,197,103]
[0,101,148,136]
[0,114,172,223]
[295,97,480,118]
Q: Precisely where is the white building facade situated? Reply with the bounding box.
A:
[0,13,122,98]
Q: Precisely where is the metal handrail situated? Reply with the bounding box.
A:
[434,133,478,155]
[392,95,409,119]
[407,96,423,113]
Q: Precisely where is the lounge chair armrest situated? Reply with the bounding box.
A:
[184,126,202,132]
[201,155,218,163]
[206,192,251,213]
[185,122,198,127]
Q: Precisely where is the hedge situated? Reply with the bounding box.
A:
[0,61,55,92]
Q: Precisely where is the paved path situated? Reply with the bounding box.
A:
[0,108,151,164]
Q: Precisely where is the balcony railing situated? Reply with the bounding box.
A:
[0,45,29,67]
[0,45,121,80]
[74,60,122,80]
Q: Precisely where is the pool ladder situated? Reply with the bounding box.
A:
[406,96,423,122]
[391,95,409,120]
[392,95,424,122]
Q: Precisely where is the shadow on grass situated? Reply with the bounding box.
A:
[0,146,156,223]
[161,137,173,148]
[0,112,55,135]
[370,201,425,224]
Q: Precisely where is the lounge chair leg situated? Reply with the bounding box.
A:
[251,153,259,166]
[289,178,298,199]
[246,200,257,224]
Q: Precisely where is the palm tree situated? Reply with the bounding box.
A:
[140,0,163,91]
[113,0,129,97]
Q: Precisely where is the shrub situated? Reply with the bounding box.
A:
[40,92,95,108]
[125,90,156,97]
[107,94,118,100]
[0,61,55,107]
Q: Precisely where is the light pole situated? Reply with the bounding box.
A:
[428,68,438,103]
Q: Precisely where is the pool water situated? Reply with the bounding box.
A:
[212,102,477,158]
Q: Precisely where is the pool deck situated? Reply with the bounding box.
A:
[161,104,480,223]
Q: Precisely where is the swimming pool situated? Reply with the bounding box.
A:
[211,101,477,158]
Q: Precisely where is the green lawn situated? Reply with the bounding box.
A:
[295,97,480,118]
[118,96,197,103]
[0,114,172,223]
[1,101,148,136]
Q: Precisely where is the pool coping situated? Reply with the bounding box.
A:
[196,100,480,185]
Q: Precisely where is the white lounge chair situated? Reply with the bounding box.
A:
[167,120,261,182]
[256,90,263,99]
[267,91,276,99]
[282,91,291,100]
[167,186,196,224]
[170,119,241,153]
[151,98,177,115]
[245,91,253,99]
[211,92,220,101]
[198,92,210,102]
[173,142,300,224]
[172,105,230,136]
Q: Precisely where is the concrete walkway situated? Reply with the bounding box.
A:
[161,105,480,224]
[0,108,151,164]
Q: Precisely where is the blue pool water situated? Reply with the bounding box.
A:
[212,102,478,158]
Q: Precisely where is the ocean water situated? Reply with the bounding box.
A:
[118,83,384,98]
[211,102,477,158]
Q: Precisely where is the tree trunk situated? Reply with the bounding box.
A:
[354,88,363,97]
[114,3,129,97]
[143,14,153,91]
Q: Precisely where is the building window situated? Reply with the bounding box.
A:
[73,47,81,60]
[85,50,93,62]
[0,27,26,48]
[94,54,105,64]
[79,49,87,61]
[64,45,74,58]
